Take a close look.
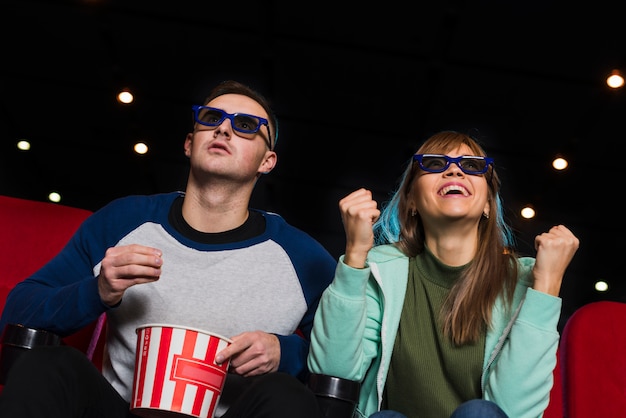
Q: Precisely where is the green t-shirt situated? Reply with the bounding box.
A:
[382,248,485,418]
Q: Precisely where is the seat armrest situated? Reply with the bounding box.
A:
[0,324,62,384]
[308,373,360,418]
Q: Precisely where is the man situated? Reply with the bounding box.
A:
[0,80,334,417]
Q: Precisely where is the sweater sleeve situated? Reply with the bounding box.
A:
[484,286,561,418]
[307,255,382,381]
[0,194,163,336]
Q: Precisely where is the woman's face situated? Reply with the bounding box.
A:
[411,144,490,227]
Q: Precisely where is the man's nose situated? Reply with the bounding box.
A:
[215,117,233,135]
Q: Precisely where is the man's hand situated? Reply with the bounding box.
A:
[97,244,163,306]
[214,331,280,377]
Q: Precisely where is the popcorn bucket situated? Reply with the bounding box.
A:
[131,324,232,418]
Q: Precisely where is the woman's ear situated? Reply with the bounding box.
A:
[483,201,491,218]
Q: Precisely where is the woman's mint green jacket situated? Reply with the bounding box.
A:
[308,244,561,418]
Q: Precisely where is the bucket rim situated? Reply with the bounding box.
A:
[135,323,232,343]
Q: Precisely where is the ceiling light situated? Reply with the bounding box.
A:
[520,205,535,219]
[595,281,608,292]
[48,192,61,203]
[606,69,624,89]
[134,142,148,154]
[552,156,568,170]
[117,89,134,104]
[17,140,31,151]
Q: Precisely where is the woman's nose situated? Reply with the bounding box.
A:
[445,162,464,175]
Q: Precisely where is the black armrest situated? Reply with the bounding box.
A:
[308,373,360,418]
[0,323,61,384]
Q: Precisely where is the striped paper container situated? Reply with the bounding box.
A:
[131,324,232,418]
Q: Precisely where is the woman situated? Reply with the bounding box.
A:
[307,131,579,418]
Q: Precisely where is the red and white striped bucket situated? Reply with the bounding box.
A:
[131,324,232,418]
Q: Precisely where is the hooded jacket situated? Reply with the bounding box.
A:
[308,244,560,418]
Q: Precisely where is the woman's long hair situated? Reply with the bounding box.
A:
[373,131,518,345]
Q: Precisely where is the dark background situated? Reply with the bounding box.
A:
[2,0,625,327]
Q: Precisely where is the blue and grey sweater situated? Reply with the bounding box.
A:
[1,191,336,401]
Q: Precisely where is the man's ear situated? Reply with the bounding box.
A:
[184,132,193,157]
[259,151,277,175]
